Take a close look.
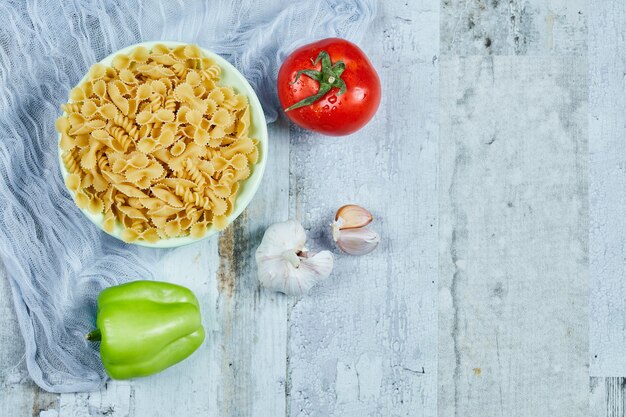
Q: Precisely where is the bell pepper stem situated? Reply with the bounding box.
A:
[86,328,102,341]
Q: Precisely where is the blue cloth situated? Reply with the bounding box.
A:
[0,0,376,392]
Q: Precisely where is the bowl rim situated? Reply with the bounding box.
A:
[58,40,268,248]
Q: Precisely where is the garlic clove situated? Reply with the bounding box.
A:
[334,227,380,256]
[334,204,374,230]
[281,251,334,296]
[256,219,307,255]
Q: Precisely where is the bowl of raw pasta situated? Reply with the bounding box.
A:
[55,41,267,248]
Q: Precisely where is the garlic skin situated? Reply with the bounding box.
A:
[256,220,333,296]
[332,204,380,255]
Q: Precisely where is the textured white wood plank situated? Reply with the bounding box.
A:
[441,0,587,55]
[126,240,217,417]
[286,1,438,416]
[53,381,131,417]
[589,0,626,377]
[0,265,59,417]
[438,56,588,416]
[590,377,626,417]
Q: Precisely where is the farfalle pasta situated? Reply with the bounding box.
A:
[56,44,259,243]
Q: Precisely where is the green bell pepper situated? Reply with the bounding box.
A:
[87,280,205,380]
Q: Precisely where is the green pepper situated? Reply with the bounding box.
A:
[86,280,205,380]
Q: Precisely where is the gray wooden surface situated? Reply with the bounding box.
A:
[0,0,623,416]
[588,0,626,415]
[589,0,626,377]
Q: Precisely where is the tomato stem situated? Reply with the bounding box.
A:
[285,51,347,112]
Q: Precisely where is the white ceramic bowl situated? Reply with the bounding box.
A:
[58,41,268,248]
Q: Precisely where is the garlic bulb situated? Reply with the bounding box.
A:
[255,220,334,296]
[332,205,380,255]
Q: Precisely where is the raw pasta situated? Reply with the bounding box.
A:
[56,44,259,243]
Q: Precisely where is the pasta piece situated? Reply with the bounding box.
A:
[160,177,197,190]
[62,102,82,114]
[137,64,175,79]
[171,61,188,79]
[93,79,107,98]
[208,88,224,105]
[103,125,132,153]
[148,204,183,217]
[108,82,130,115]
[87,195,104,214]
[103,209,116,233]
[233,164,251,182]
[137,130,175,153]
[57,117,76,151]
[151,53,177,66]
[88,63,107,80]
[220,136,255,159]
[129,46,150,62]
[68,114,106,135]
[69,82,93,102]
[125,160,164,187]
[118,205,147,221]
[211,153,247,172]
[246,140,260,164]
[136,108,174,125]
[190,221,209,238]
[164,218,183,237]
[183,158,206,187]
[212,183,231,199]
[112,54,131,70]
[152,216,169,229]
[170,141,186,157]
[230,181,239,197]
[65,173,81,192]
[102,188,115,210]
[224,196,234,217]
[151,185,184,207]
[173,83,208,112]
[184,203,199,220]
[126,197,144,210]
[81,101,118,120]
[119,68,138,84]
[112,113,139,140]
[112,183,149,199]
[200,64,220,81]
[163,93,176,112]
[225,94,248,112]
[80,137,103,170]
[127,99,139,117]
[74,191,90,209]
[91,171,109,193]
[184,44,202,59]
[236,106,251,138]
[174,184,211,210]
[213,215,229,230]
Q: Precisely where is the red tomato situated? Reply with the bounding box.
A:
[277,38,381,136]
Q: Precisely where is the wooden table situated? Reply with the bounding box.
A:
[0,1,621,416]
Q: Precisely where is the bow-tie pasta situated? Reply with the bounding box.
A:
[56,44,259,243]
